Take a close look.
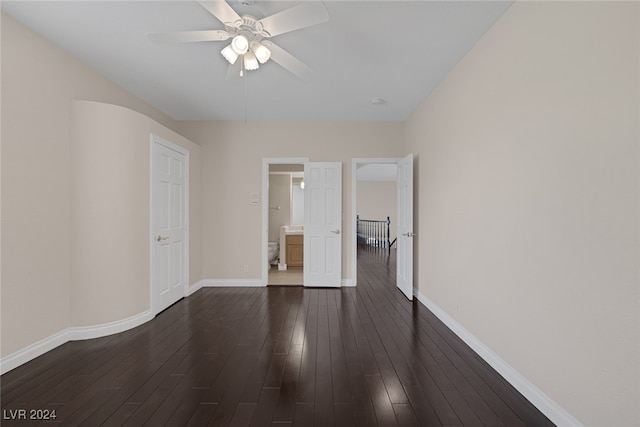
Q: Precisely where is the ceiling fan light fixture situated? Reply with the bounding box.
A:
[244,51,259,70]
[151,0,331,80]
[250,41,271,64]
[231,34,249,54]
[221,44,239,64]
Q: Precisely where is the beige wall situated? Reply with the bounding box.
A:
[405,2,639,425]
[1,14,197,357]
[176,121,405,281]
[71,101,201,326]
[356,181,397,241]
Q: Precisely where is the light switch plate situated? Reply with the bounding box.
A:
[249,192,260,204]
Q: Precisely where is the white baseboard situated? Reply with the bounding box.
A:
[415,290,583,427]
[67,310,153,341]
[0,329,70,375]
[1,310,154,375]
[198,278,353,288]
[200,279,265,287]
[188,279,204,295]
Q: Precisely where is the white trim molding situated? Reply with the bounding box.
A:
[0,310,154,375]
[68,310,153,341]
[350,157,402,290]
[200,279,264,287]
[341,278,356,287]
[415,290,583,427]
[196,278,352,288]
[0,329,70,375]
[188,279,205,296]
[261,158,309,288]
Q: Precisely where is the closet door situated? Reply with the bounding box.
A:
[151,135,189,313]
[303,162,342,287]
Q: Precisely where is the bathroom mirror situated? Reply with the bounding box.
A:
[291,176,304,225]
[268,165,304,244]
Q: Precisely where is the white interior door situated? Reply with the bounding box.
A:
[304,162,342,287]
[396,154,414,300]
[151,136,188,313]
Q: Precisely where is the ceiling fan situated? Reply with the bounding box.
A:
[147,0,329,80]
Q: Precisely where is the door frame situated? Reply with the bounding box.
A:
[261,157,309,286]
[150,134,190,315]
[350,157,402,286]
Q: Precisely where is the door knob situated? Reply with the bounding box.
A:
[331,229,341,234]
[156,235,169,242]
[402,232,416,237]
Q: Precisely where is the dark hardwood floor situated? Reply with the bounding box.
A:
[1,247,554,426]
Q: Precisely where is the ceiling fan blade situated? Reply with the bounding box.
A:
[147,30,231,43]
[257,1,329,37]
[198,0,243,28]
[263,41,314,81]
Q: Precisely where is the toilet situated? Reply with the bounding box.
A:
[267,241,279,269]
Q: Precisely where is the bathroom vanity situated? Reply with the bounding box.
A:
[286,234,303,267]
[279,225,303,269]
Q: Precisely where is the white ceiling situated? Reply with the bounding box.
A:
[2,0,512,122]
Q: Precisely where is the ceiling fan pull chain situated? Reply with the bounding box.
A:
[244,64,249,124]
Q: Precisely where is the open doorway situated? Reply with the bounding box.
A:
[261,158,308,286]
[261,158,344,288]
[351,156,414,300]
[352,159,399,283]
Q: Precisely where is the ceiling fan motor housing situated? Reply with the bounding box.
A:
[227,15,269,40]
